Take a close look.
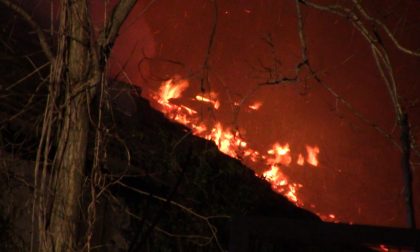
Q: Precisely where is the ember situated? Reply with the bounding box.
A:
[194,92,220,110]
[248,101,262,111]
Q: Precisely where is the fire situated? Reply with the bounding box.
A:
[262,165,302,204]
[306,145,320,166]
[194,91,220,110]
[148,77,322,210]
[263,166,285,184]
[267,143,292,166]
[297,154,305,166]
[208,123,237,156]
[158,78,189,104]
[248,101,262,110]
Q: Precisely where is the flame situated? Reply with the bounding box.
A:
[263,165,299,204]
[158,78,189,104]
[194,91,220,110]
[262,163,302,204]
[248,101,262,110]
[267,143,292,167]
[306,145,320,166]
[297,153,305,166]
[148,77,325,211]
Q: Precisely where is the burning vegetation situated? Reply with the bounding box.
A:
[0,0,419,251]
[148,77,331,214]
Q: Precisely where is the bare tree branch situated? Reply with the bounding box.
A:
[352,0,420,57]
[0,0,54,62]
[97,0,138,62]
[116,181,227,252]
[298,0,416,229]
[200,0,219,93]
[258,0,315,86]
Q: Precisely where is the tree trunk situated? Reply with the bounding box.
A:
[26,0,138,250]
[45,0,91,251]
[47,96,90,251]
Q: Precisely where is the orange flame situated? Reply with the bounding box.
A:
[248,101,262,110]
[195,92,220,110]
[158,78,189,104]
[297,153,305,166]
[263,166,283,183]
[262,163,302,204]
[306,145,320,166]
[149,77,324,210]
[267,143,292,167]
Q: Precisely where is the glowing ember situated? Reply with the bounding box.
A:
[194,92,220,110]
[378,244,389,252]
[248,101,262,110]
[148,77,323,211]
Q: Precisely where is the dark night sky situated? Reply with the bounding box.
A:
[30,0,420,227]
[111,0,420,228]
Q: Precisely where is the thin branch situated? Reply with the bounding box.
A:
[0,0,54,62]
[259,0,313,86]
[116,181,227,252]
[400,114,416,228]
[298,0,416,229]
[200,0,219,92]
[6,62,50,91]
[121,203,214,246]
[97,0,138,61]
[352,0,420,57]
[296,0,308,64]
[0,78,48,125]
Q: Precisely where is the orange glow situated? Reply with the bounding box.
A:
[149,77,324,211]
[158,78,189,104]
[306,145,320,166]
[297,154,305,166]
[378,245,389,252]
[262,165,300,203]
[285,184,298,203]
[267,143,292,167]
[263,166,283,182]
[248,101,262,110]
[195,92,220,110]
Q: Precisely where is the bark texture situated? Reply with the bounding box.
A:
[41,0,138,250]
[45,0,91,251]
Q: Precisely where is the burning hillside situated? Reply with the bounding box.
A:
[7,0,418,230]
[121,0,420,229]
[145,76,337,220]
[0,0,419,251]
